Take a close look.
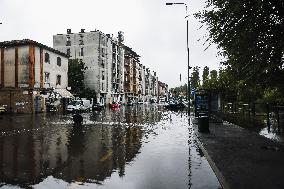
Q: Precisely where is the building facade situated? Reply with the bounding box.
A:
[0,39,70,113]
[110,32,125,103]
[53,28,165,105]
[53,29,125,105]
[124,45,140,104]
[158,81,169,102]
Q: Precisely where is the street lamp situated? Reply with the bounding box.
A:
[166,2,191,115]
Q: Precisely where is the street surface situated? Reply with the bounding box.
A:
[0,105,221,189]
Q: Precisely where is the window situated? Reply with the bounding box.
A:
[56,75,61,86]
[66,36,71,46]
[79,35,84,45]
[57,57,61,66]
[67,48,70,57]
[102,48,105,57]
[102,71,105,80]
[101,83,104,91]
[101,60,105,68]
[79,47,84,56]
[45,53,50,63]
[44,72,50,84]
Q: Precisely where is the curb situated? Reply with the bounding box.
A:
[194,131,230,189]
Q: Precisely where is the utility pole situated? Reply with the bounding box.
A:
[166,2,191,115]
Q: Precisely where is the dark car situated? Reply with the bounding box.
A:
[164,100,186,110]
[92,103,104,111]
[127,100,134,106]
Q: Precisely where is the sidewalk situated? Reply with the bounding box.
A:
[193,117,284,189]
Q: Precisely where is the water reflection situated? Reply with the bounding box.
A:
[0,105,220,188]
[0,106,162,187]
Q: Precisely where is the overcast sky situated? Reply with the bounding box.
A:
[0,0,222,88]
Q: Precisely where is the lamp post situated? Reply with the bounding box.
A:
[166,2,191,115]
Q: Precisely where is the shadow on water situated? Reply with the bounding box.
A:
[0,105,221,189]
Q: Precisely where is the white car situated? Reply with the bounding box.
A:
[0,105,7,114]
[67,99,92,112]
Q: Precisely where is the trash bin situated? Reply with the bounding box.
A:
[198,116,209,133]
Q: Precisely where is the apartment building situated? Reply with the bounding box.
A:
[158,81,169,101]
[110,31,125,103]
[0,39,70,113]
[53,28,165,105]
[124,45,140,104]
[53,29,125,105]
[137,64,145,103]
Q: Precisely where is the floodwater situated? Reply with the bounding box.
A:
[0,105,221,189]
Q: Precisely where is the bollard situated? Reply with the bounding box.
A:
[198,116,209,133]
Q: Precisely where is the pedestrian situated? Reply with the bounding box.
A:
[73,110,83,124]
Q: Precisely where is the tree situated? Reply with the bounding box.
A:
[170,84,187,98]
[196,0,284,102]
[68,59,87,96]
[68,59,96,99]
[208,69,218,89]
[202,66,210,88]
[191,66,200,90]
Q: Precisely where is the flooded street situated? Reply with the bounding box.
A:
[0,105,220,189]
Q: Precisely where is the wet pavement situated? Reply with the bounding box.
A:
[194,118,284,189]
[0,105,221,189]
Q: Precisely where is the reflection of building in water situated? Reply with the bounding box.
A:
[0,127,69,186]
[0,121,144,186]
[124,105,163,124]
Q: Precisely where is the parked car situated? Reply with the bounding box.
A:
[0,105,7,114]
[127,100,134,106]
[138,100,144,105]
[109,102,120,109]
[150,98,157,103]
[67,99,92,112]
[164,100,186,110]
[92,103,105,111]
[46,100,60,112]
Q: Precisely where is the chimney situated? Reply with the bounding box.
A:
[80,29,85,33]
[67,29,71,34]
[118,31,124,43]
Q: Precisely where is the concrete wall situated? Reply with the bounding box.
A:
[53,31,101,91]
[3,47,15,87]
[0,45,68,90]
[41,47,68,89]
[53,31,115,104]
[18,46,30,88]
[0,89,45,113]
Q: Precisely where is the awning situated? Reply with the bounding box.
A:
[54,88,74,98]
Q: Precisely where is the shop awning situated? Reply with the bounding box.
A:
[54,88,74,98]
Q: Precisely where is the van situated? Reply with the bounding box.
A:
[67,99,92,112]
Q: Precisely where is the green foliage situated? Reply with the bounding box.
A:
[170,84,187,98]
[68,59,87,95]
[196,0,284,104]
[191,66,200,90]
[82,87,97,100]
[263,88,283,103]
[202,66,210,88]
[68,59,96,98]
